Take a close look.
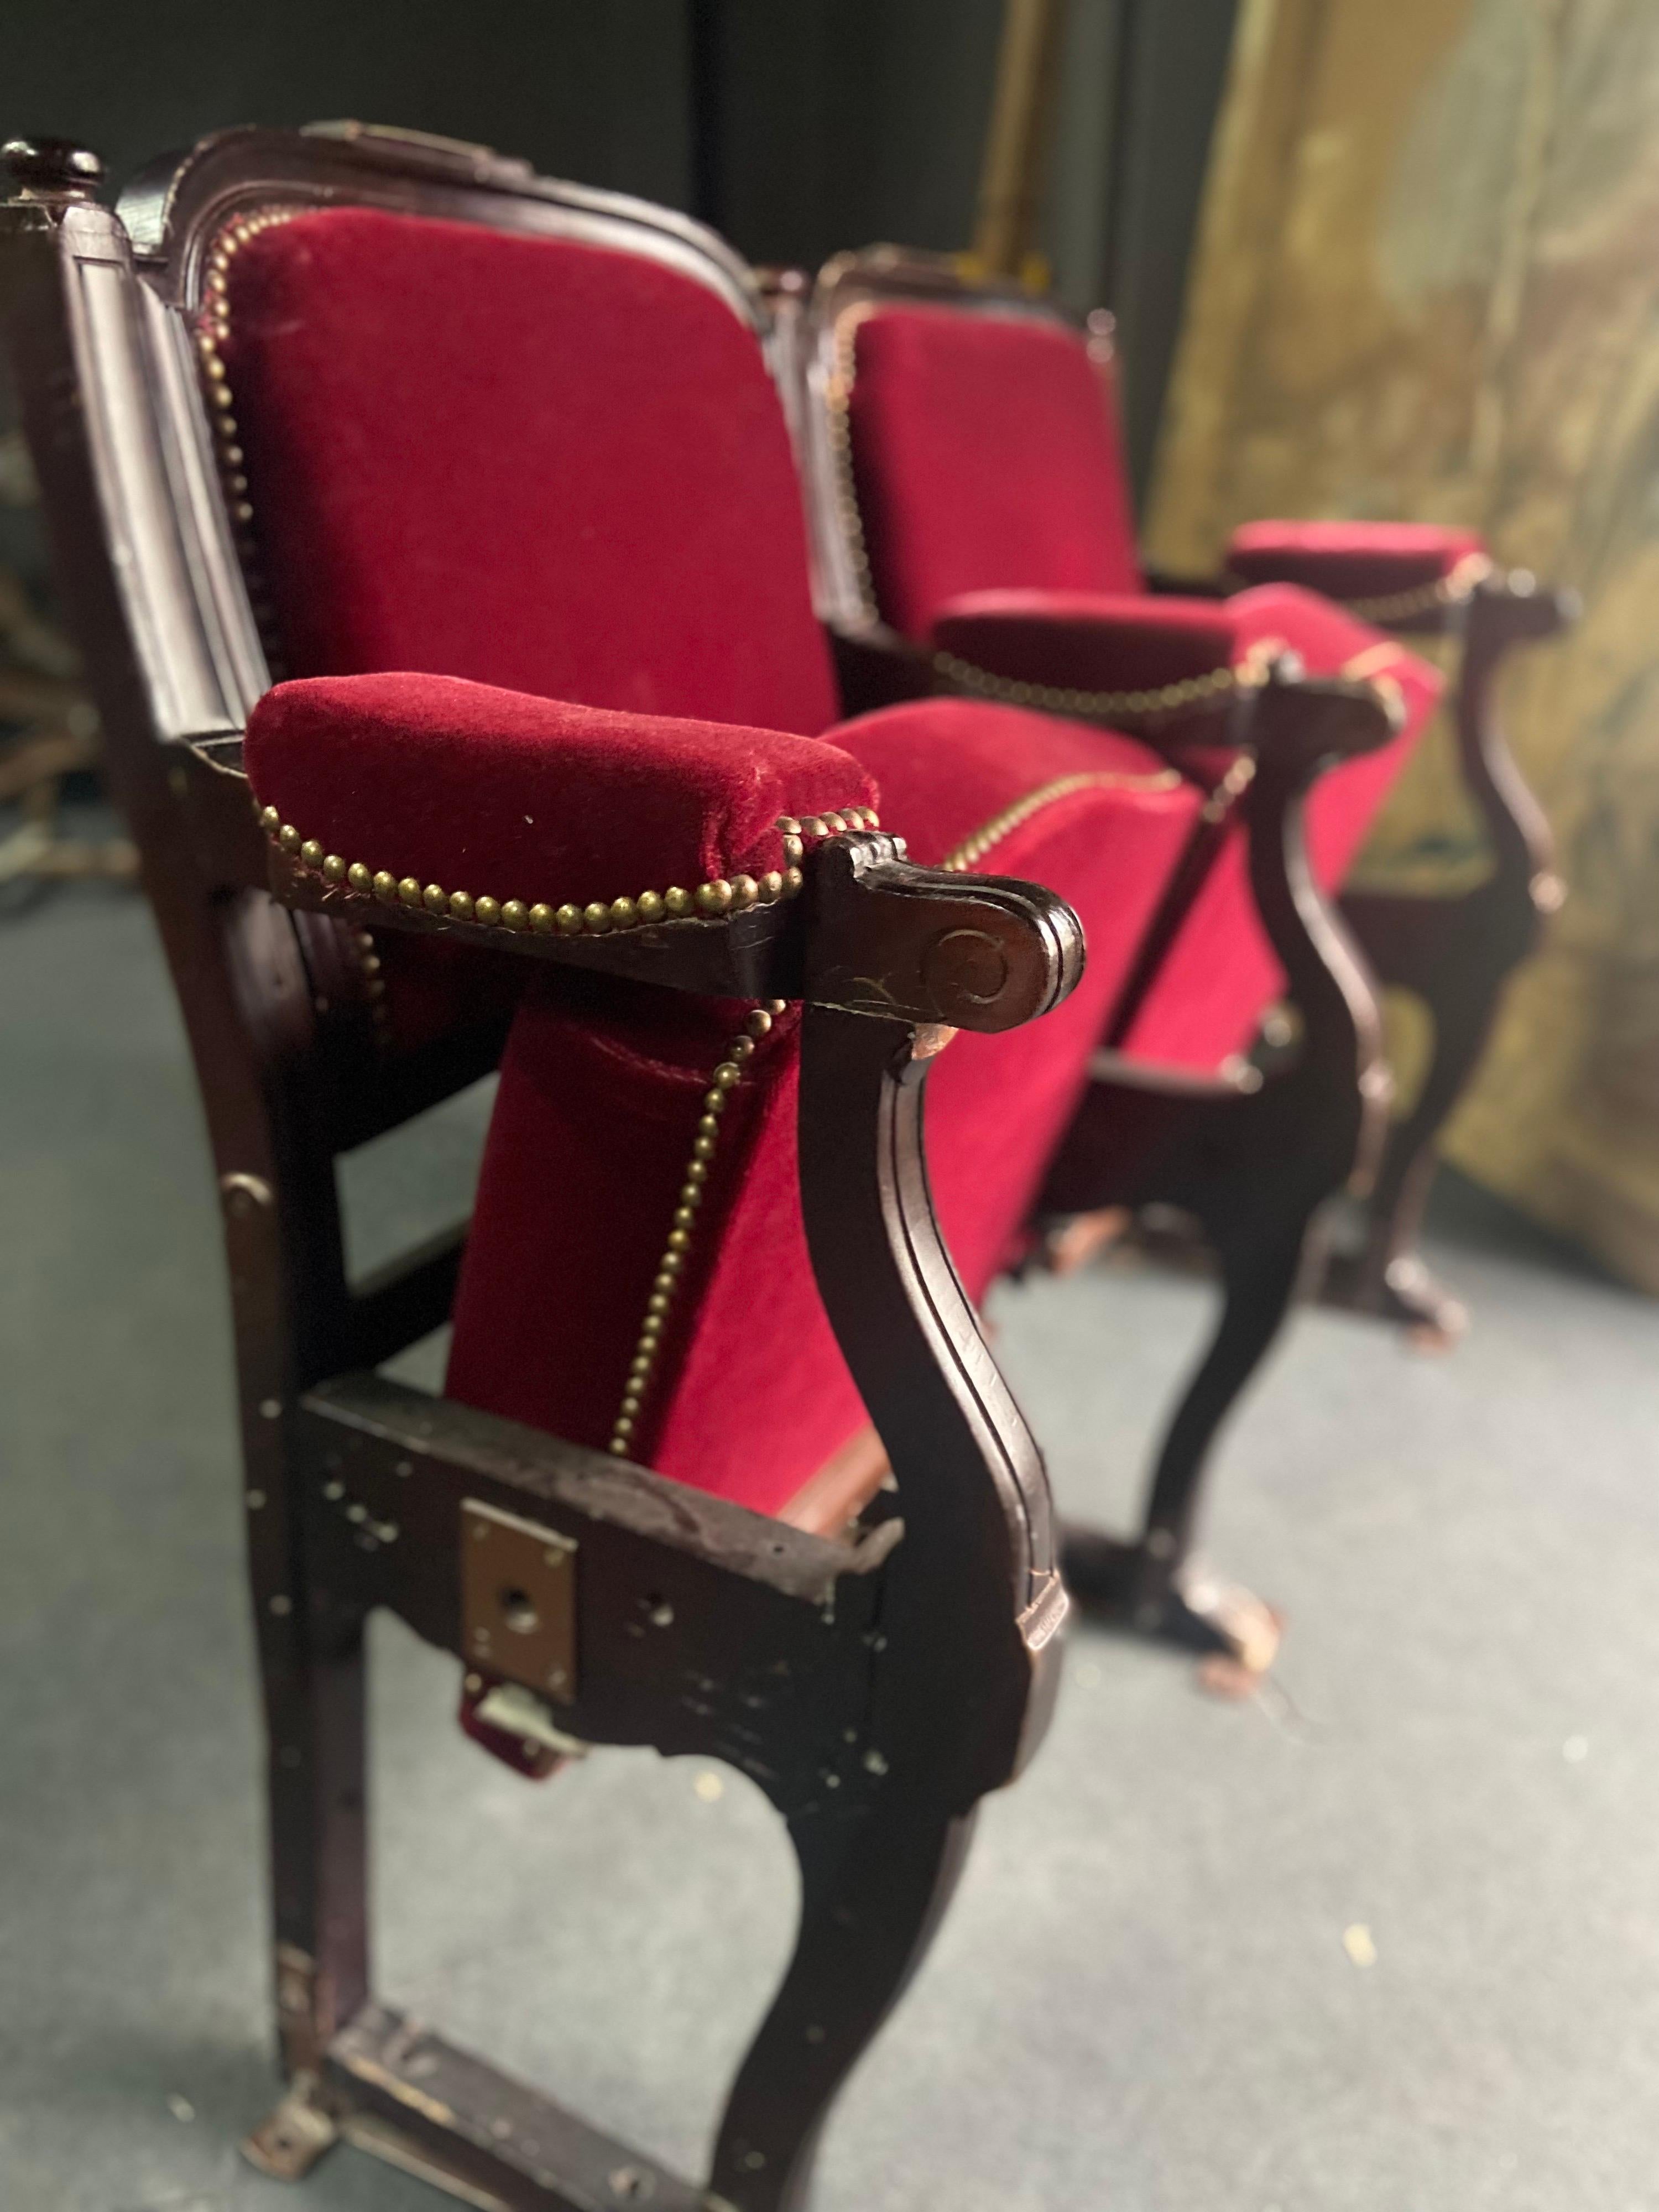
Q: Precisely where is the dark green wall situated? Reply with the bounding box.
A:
[2,0,693,204]
[702,0,1006,270]
[2,0,1235,513]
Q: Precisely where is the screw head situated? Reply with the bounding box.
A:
[2,138,106,197]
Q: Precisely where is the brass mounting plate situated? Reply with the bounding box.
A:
[460,1499,577,1703]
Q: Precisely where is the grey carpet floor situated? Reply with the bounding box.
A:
[4,884,1659,2212]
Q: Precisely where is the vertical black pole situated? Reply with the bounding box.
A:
[688,0,726,232]
[1097,0,1140,314]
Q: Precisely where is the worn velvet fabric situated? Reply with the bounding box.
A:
[243,672,875,910]
[1227,520,1487,600]
[450,697,1199,1515]
[847,304,1142,641]
[225,206,1203,1521]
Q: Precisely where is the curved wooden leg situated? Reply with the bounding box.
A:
[1051,675,1396,1681]
[1063,1187,1313,1682]
[1325,574,1570,1342]
[707,1788,975,2212]
[1323,904,1505,1343]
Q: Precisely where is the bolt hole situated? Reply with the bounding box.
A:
[500,1586,540,1635]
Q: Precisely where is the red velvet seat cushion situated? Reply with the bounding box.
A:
[243,671,874,915]
[1228,520,1488,602]
[448,696,1200,1516]
[846,304,1141,641]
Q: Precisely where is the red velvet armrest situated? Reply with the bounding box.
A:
[928,588,1275,765]
[932,589,1243,696]
[928,584,1441,787]
[244,671,878,927]
[1227,520,1489,610]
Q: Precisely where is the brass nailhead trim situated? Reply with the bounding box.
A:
[203,205,406,1043]
[252,806,879,938]
[825,303,884,629]
[609,765,1183,1459]
[937,767,1182,873]
[1199,752,1258,826]
[931,646,1243,723]
[196,203,302,678]
[353,926,391,1045]
[1339,551,1493,624]
[608,1000,787,1458]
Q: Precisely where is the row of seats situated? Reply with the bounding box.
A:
[0,123,1558,2212]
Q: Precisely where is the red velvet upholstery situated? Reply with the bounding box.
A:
[1227,520,1487,601]
[222,205,843,1060]
[222,209,838,735]
[244,672,874,911]
[932,582,1444,1067]
[450,696,1199,1515]
[372,934,523,1057]
[994,586,1443,1070]
[223,205,1206,1524]
[836,299,1449,1070]
[930,580,1429,778]
[846,305,1141,641]
[935,588,1234,692]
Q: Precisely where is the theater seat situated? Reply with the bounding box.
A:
[830,294,1445,1068]
[220,206,1198,1522]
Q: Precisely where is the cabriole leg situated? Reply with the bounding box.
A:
[707,1787,975,2212]
[1064,1188,1315,1681]
[1326,575,1569,1341]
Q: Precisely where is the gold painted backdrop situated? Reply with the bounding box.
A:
[1147,0,1659,1290]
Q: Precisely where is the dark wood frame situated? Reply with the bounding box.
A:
[1322,576,1569,1336]
[781,243,1566,1665]
[0,128,1086,2212]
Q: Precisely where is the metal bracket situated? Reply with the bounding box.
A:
[241,2069,340,2179]
[461,1498,578,1703]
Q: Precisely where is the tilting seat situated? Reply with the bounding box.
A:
[0,124,1238,2212]
[779,248,1562,1666]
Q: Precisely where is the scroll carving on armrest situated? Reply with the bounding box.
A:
[804,830,1083,1032]
[1248,671,1404,780]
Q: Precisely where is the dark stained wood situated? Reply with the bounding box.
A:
[0,127,1084,2212]
[1039,676,1395,1665]
[1326,572,1573,1339]
[790,238,1571,1667]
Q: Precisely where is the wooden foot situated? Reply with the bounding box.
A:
[1062,1528,1282,1684]
[1321,1245,1467,1348]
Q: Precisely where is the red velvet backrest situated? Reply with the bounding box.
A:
[846,302,1143,641]
[217,206,838,736]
